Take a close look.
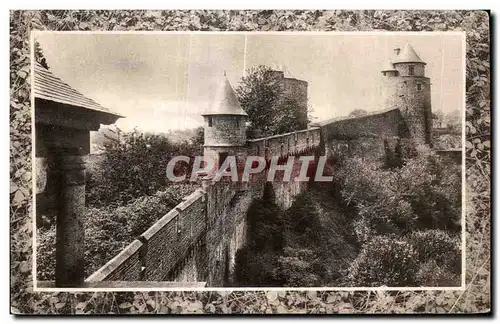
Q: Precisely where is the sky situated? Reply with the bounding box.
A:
[36,32,464,133]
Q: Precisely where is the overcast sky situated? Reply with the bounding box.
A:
[36,32,464,133]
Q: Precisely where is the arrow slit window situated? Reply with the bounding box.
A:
[409,65,415,76]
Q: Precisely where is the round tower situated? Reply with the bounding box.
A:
[202,73,248,169]
[381,43,432,144]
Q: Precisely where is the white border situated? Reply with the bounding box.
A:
[31,30,467,293]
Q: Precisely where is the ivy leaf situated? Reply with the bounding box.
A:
[75,302,87,310]
[10,182,18,194]
[19,261,30,273]
[12,190,25,206]
[204,303,216,313]
[55,302,66,309]
[119,302,133,309]
[266,291,278,302]
[307,291,318,299]
[16,65,29,79]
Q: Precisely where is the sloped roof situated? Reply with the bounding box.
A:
[381,60,397,72]
[393,43,425,64]
[202,75,248,116]
[34,62,123,117]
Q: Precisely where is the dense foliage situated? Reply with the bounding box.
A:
[86,128,201,207]
[36,127,201,279]
[10,10,489,314]
[37,184,195,280]
[236,65,309,138]
[237,147,462,288]
[338,147,462,286]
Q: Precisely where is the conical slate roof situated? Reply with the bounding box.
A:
[202,75,248,116]
[381,60,397,72]
[393,43,425,64]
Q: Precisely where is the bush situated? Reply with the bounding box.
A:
[245,197,283,251]
[336,146,461,242]
[37,184,195,280]
[36,225,56,281]
[277,248,321,287]
[416,260,461,287]
[234,246,282,287]
[348,236,419,287]
[406,230,461,274]
[86,129,200,208]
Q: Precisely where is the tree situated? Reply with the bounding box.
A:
[190,126,204,150]
[348,109,368,118]
[444,109,462,132]
[86,129,199,207]
[236,65,309,138]
[34,41,49,69]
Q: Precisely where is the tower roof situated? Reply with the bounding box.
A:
[202,75,248,116]
[393,43,426,64]
[381,60,397,72]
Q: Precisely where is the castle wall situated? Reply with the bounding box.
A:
[247,127,321,158]
[272,181,308,210]
[86,189,208,282]
[436,149,462,165]
[319,108,408,141]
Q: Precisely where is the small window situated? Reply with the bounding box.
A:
[218,152,228,168]
[409,65,415,76]
[383,72,386,76]
[417,83,422,91]
[208,116,213,127]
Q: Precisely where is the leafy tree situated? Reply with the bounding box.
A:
[406,229,461,274]
[347,236,419,286]
[274,96,309,134]
[34,41,49,69]
[190,126,204,150]
[348,109,368,118]
[335,145,461,244]
[86,129,198,207]
[277,248,321,287]
[236,65,281,137]
[236,65,309,137]
[37,184,195,280]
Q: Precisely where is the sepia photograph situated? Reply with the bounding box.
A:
[9,8,491,316]
[32,31,465,290]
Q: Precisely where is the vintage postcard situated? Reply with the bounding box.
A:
[10,10,490,315]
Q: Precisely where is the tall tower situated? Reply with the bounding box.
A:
[381,43,432,144]
[269,69,309,129]
[202,73,248,170]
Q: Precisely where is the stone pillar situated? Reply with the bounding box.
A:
[201,174,212,193]
[52,152,86,287]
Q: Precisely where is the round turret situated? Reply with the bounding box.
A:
[381,43,432,144]
[202,73,248,168]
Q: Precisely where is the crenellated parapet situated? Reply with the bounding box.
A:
[246,127,322,159]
